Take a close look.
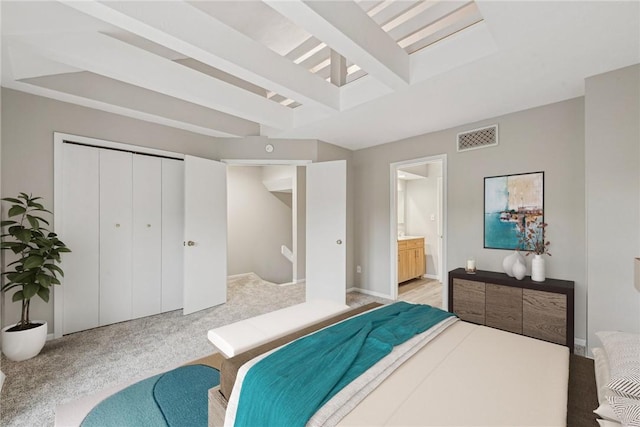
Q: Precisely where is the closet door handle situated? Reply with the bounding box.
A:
[187,240,196,247]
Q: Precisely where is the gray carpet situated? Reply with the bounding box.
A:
[0,274,390,427]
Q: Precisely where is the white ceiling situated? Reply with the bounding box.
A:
[2,1,639,150]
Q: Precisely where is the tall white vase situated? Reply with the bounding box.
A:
[531,254,546,282]
[502,250,525,277]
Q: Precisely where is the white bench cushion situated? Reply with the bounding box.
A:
[207,299,350,358]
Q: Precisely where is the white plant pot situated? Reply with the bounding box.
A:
[1,321,48,362]
[531,255,546,282]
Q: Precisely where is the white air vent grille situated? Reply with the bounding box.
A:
[457,125,498,152]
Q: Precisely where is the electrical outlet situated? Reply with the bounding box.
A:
[430,214,436,221]
[356,265,362,273]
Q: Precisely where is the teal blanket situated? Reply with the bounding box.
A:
[234,302,455,427]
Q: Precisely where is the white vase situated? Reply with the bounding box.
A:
[531,254,546,282]
[1,321,48,362]
[502,250,525,277]
[513,258,527,280]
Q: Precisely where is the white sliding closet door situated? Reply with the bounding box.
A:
[99,150,133,326]
[61,144,100,334]
[132,155,162,318]
[161,158,184,312]
[183,155,227,315]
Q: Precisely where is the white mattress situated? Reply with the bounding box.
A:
[338,321,569,426]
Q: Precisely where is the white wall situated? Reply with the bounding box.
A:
[586,64,640,351]
[227,166,293,284]
[353,97,587,340]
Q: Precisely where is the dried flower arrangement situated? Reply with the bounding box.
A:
[517,220,551,256]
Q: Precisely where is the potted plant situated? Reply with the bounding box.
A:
[1,193,70,361]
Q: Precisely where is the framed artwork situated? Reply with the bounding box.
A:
[484,171,544,250]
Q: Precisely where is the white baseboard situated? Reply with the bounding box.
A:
[227,272,256,279]
[424,274,439,280]
[278,279,304,287]
[348,287,391,299]
[47,333,55,341]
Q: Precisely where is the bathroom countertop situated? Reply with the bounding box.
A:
[397,235,424,241]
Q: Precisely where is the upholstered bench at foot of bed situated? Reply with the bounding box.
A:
[207,299,350,358]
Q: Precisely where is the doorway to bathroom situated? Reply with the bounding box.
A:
[390,155,447,309]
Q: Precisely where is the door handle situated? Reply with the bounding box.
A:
[187,240,196,246]
[336,239,342,245]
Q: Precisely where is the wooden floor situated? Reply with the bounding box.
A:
[398,277,442,308]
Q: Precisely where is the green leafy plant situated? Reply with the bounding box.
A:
[517,219,551,256]
[1,193,70,331]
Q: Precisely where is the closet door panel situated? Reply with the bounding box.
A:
[62,144,100,334]
[132,155,162,318]
[161,158,184,312]
[99,149,133,326]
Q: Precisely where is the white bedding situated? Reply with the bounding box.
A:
[339,321,569,426]
[218,319,569,427]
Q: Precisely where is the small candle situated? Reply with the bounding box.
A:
[466,259,476,273]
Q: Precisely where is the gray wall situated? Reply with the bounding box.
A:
[227,166,293,284]
[585,64,640,350]
[353,98,587,340]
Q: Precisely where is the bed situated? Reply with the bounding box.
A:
[209,302,570,427]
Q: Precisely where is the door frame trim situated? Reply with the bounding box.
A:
[389,154,448,309]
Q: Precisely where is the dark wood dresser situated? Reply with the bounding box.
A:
[448,268,575,352]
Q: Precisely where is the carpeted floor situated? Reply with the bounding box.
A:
[1,275,599,427]
[0,274,389,427]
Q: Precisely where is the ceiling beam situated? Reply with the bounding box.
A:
[266,0,410,91]
[4,79,240,138]
[11,32,293,130]
[24,71,260,137]
[58,0,340,111]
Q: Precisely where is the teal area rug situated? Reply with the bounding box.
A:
[81,364,220,427]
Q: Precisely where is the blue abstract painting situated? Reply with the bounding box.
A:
[484,172,544,250]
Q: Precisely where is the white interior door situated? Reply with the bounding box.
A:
[306,160,346,303]
[183,155,227,315]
